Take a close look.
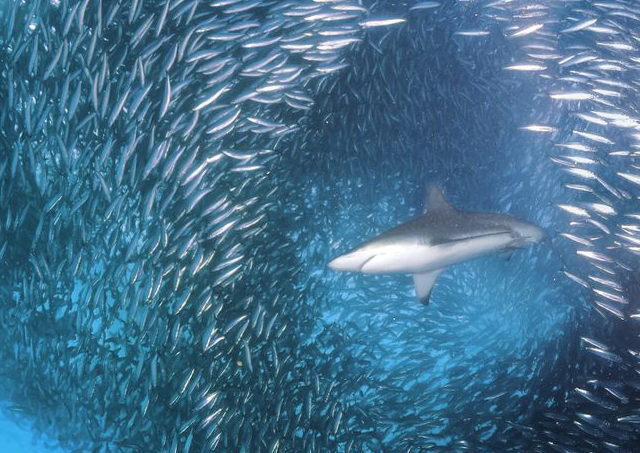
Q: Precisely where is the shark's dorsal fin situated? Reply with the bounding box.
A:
[425,184,454,213]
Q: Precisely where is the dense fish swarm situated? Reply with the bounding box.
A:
[0,0,639,452]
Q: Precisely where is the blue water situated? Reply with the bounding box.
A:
[0,407,65,453]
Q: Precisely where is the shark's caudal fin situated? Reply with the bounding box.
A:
[425,184,454,213]
[413,269,443,305]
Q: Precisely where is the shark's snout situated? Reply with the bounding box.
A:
[328,250,371,272]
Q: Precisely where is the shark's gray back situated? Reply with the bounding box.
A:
[367,209,517,247]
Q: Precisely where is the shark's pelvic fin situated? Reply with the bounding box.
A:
[425,184,454,213]
[413,269,443,305]
[501,249,516,261]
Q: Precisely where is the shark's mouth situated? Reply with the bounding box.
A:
[359,254,378,273]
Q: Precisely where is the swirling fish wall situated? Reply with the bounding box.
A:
[0,0,638,452]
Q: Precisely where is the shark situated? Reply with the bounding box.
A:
[327,185,544,304]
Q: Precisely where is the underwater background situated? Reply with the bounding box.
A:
[0,0,639,451]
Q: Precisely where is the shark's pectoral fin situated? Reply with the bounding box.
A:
[413,269,443,305]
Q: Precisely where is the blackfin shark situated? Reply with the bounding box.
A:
[328,185,544,304]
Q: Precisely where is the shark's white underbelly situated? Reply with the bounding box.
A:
[359,232,516,274]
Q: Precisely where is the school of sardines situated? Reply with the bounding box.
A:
[0,0,639,451]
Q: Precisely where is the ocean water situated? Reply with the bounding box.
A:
[1,0,639,452]
[0,405,65,453]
